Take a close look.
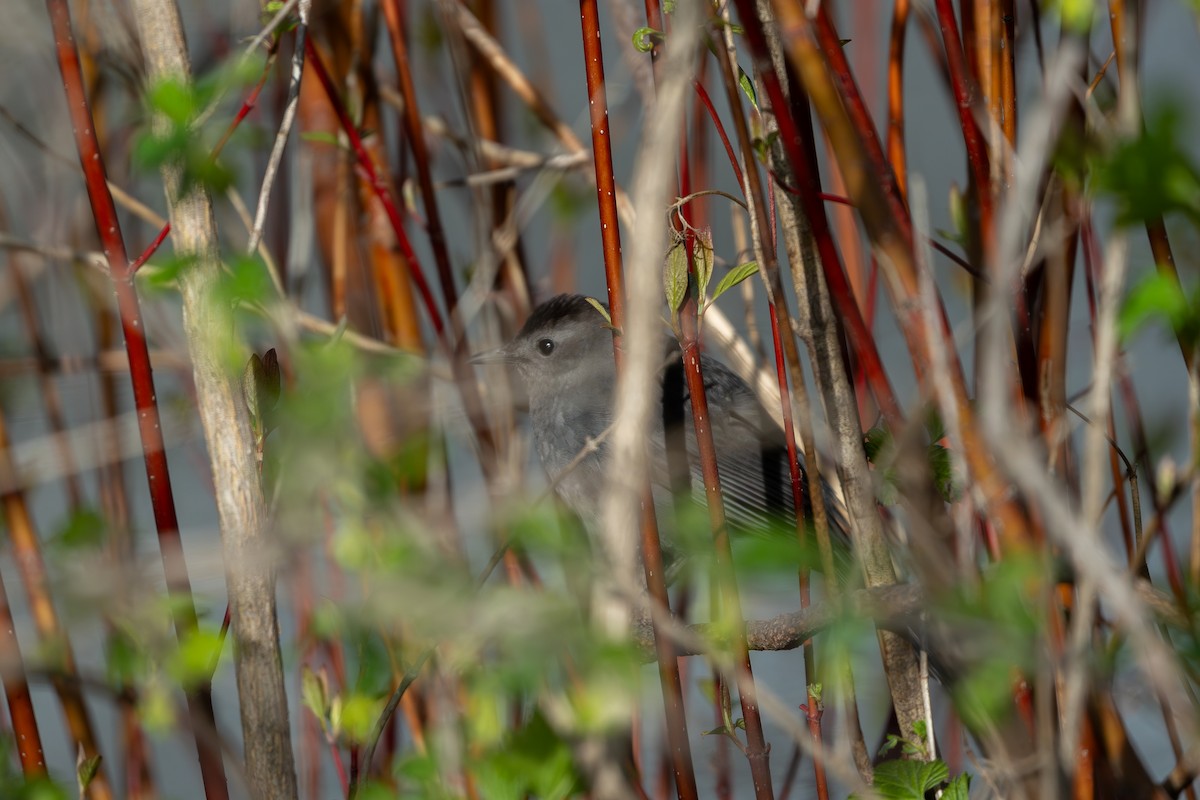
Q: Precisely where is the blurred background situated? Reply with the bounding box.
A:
[2,0,1199,798]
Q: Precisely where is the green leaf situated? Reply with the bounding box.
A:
[1092,103,1200,228]
[863,424,891,463]
[301,666,330,732]
[549,182,590,223]
[167,628,225,688]
[929,442,956,501]
[300,131,342,148]
[132,128,190,171]
[946,183,968,245]
[138,253,198,291]
[76,754,101,794]
[243,349,282,438]
[218,254,274,307]
[583,296,613,329]
[709,261,758,304]
[693,229,714,307]
[337,692,383,744]
[148,78,196,126]
[1057,0,1096,32]
[738,66,758,111]
[941,773,973,800]
[105,630,147,686]
[664,241,689,323]
[52,509,107,551]
[1119,272,1191,341]
[138,678,177,732]
[872,759,949,799]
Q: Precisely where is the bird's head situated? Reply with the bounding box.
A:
[472,294,617,403]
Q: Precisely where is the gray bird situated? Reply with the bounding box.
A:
[475,294,851,564]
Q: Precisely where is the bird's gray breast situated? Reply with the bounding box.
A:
[530,398,612,521]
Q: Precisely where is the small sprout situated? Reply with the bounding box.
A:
[664,240,689,329]
[694,228,715,308]
[243,348,282,444]
[583,297,615,330]
[632,26,664,53]
[738,67,758,111]
[947,182,967,244]
[77,748,102,795]
[302,666,331,734]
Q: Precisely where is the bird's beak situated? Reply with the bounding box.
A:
[468,345,511,365]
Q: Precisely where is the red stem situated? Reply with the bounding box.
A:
[131,53,275,275]
[45,0,229,796]
[131,221,172,272]
[579,0,626,331]
[380,0,460,319]
[932,0,993,243]
[813,5,910,229]
[603,0,702,796]
[726,2,904,428]
[680,301,776,800]
[303,37,445,337]
[693,78,745,193]
[0,568,46,776]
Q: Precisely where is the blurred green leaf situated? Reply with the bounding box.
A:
[549,182,590,224]
[335,692,384,744]
[138,677,177,732]
[301,666,330,733]
[506,502,573,555]
[473,712,579,800]
[167,628,224,688]
[352,630,394,697]
[106,630,148,686]
[51,508,107,551]
[300,131,342,148]
[732,530,825,575]
[217,254,273,307]
[1055,0,1096,31]
[1092,103,1200,228]
[148,78,196,126]
[863,422,958,503]
[138,253,198,291]
[1119,271,1200,350]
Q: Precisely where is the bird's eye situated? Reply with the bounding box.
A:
[537,338,555,356]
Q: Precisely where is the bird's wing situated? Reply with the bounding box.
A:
[652,354,853,551]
